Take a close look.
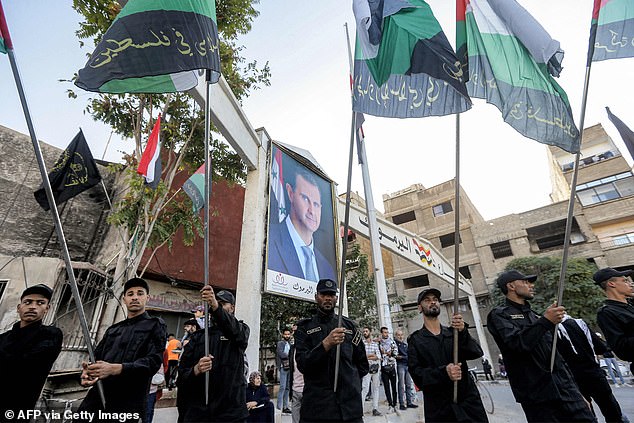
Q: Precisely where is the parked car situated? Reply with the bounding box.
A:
[598,359,631,378]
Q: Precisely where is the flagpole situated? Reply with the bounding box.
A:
[0,0,106,407]
[549,24,597,372]
[203,69,212,403]
[344,25,393,336]
[333,23,358,393]
[453,113,461,403]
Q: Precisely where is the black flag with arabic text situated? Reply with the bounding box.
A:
[34,130,102,211]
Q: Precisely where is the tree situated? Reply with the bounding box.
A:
[490,256,603,328]
[69,0,270,335]
[346,243,413,330]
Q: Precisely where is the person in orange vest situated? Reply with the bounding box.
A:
[166,333,182,389]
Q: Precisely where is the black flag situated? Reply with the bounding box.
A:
[606,107,634,163]
[34,130,102,211]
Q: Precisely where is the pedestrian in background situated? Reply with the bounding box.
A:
[379,327,399,413]
[394,329,417,410]
[360,327,382,417]
[482,357,494,381]
[276,328,293,414]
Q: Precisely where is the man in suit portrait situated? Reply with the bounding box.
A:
[268,167,336,282]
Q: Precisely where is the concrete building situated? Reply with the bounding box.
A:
[382,124,634,361]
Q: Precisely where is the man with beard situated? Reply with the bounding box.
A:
[78,278,167,422]
[294,278,368,423]
[408,288,488,422]
[487,270,594,422]
[0,284,62,417]
[177,287,250,422]
[360,327,382,417]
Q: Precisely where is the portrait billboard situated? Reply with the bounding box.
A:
[265,142,339,301]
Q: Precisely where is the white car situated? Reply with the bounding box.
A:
[598,359,631,379]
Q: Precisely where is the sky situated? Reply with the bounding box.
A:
[1,0,633,221]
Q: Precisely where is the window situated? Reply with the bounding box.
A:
[403,274,429,290]
[392,210,416,225]
[526,218,583,251]
[439,232,461,248]
[490,240,513,259]
[576,172,634,206]
[432,201,453,217]
[459,266,472,279]
[612,233,634,246]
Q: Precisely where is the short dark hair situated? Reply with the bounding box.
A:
[380,327,388,332]
[289,168,320,194]
[282,328,291,334]
[168,333,175,338]
[499,283,509,295]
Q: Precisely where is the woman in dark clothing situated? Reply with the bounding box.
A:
[246,371,274,423]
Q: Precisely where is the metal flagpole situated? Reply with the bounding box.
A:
[333,23,358,393]
[203,69,212,403]
[344,24,393,335]
[453,113,461,403]
[549,23,597,371]
[0,0,106,407]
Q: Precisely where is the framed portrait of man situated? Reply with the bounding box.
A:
[265,142,339,301]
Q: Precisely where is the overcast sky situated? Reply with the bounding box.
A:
[1,0,633,220]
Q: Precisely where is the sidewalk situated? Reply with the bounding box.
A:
[154,380,519,423]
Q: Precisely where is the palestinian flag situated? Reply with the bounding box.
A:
[590,0,634,62]
[182,164,206,213]
[75,0,220,93]
[0,0,12,54]
[352,0,471,118]
[457,0,580,153]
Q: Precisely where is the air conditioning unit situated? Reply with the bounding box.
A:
[570,232,585,244]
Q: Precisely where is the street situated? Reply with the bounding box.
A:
[154,379,634,422]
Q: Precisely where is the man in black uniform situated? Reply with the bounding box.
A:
[408,288,488,422]
[0,284,62,417]
[78,277,167,422]
[177,286,250,422]
[595,267,634,374]
[294,278,368,423]
[557,314,626,422]
[487,270,594,422]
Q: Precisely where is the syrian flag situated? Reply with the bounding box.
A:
[137,115,162,189]
[590,0,634,62]
[456,0,579,153]
[352,0,471,118]
[0,0,12,54]
[271,146,286,223]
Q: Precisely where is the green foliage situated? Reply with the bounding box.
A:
[491,256,603,328]
[259,294,315,348]
[346,244,413,329]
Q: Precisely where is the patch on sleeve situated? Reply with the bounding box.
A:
[307,326,322,335]
[352,329,362,346]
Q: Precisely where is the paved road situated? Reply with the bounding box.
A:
[154,379,634,422]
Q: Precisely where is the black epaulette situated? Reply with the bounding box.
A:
[295,317,312,327]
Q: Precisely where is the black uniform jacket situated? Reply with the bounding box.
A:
[557,318,608,378]
[295,310,368,422]
[408,324,487,422]
[487,299,583,404]
[0,321,62,414]
[597,299,634,373]
[78,312,166,421]
[177,305,250,423]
